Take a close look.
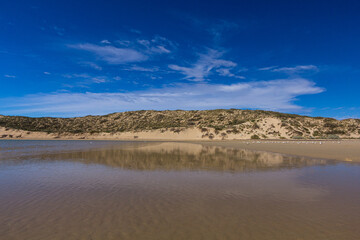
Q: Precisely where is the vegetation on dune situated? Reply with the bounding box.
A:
[0,109,359,139]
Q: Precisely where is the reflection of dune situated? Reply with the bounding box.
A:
[35,142,330,171]
[133,142,205,154]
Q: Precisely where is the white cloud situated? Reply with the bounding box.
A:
[100,39,111,44]
[90,77,108,84]
[258,66,278,71]
[116,40,131,46]
[216,68,245,79]
[4,75,16,78]
[1,78,324,117]
[169,49,237,81]
[137,39,150,47]
[126,66,160,72]
[81,62,103,70]
[263,65,319,74]
[63,73,91,79]
[63,73,111,85]
[149,45,171,54]
[137,36,174,54]
[216,68,233,76]
[69,43,148,64]
[273,65,318,73]
[70,36,174,65]
[43,72,51,75]
[130,28,142,34]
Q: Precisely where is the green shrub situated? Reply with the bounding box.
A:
[326,130,345,135]
[324,122,337,129]
[200,127,208,132]
[326,134,340,139]
[230,119,246,125]
[251,134,260,139]
[214,125,225,131]
[313,131,321,136]
[292,136,304,139]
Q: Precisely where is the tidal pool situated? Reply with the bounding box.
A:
[0,140,359,240]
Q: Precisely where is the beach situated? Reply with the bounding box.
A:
[1,139,360,240]
[1,125,360,163]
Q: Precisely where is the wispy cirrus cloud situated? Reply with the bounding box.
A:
[62,73,120,87]
[169,49,237,81]
[69,43,148,64]
[129,28,142,34]
[1,78,324,117]
[136,35,176,54]
[273,65,318,73]
[258,66,278,71]
[69,35,175,66]
[259,65,319,74]
[125,65,160,72]
[216,68,245,79]
[100,39,111,44]
[4,74,16,78]
[80,61,103,70]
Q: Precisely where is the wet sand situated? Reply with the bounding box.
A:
[2,138,360,163]
[198,140,360,162]
[1,140,360,240]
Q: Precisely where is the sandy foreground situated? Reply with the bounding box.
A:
[1,127,360,163]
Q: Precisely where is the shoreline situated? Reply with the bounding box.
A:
[1,125,359,163]
[1,137,360,163]
[198,139,360,163]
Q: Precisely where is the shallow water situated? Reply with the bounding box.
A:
[0,140,359,240]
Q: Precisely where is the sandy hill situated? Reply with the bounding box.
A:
[0,109,359,140]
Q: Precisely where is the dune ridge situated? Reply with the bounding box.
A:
[0,109,359,140]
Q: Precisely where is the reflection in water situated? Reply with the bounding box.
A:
[0,140,359,240]
[34,142,330,171]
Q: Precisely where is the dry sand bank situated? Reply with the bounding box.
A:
[198,140,360,163]
[0,126,288,140]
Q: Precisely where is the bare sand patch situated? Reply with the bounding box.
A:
[198,140,360,162]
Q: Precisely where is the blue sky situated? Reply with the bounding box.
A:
[1,0,359,118]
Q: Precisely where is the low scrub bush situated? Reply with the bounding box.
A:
[326,134,340,139]
[251,134,260,139]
